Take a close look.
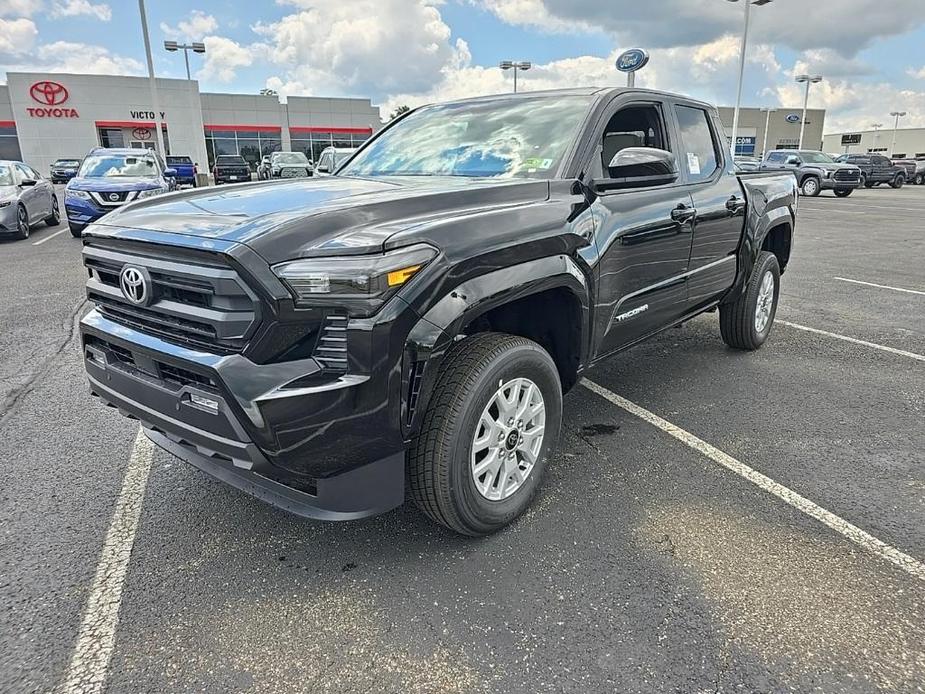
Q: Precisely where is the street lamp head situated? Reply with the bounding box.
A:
[726,0,773,3]
[516,61,532,71]
[499,61,513,70]
[795,74,823,83]
[890,111,907,117]
[759,106,777,112]
[164,40,179,52]
[192,42,206,53]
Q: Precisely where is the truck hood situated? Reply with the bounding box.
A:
[89,175,550,263]
[807,162,860,172]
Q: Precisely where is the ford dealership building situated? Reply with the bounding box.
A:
[0,72,382,175]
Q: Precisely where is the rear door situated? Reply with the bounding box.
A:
[673,102,743,309]
[582,96,696,356]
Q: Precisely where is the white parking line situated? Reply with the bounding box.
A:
[32,228,68,245]
[778,320,925,362]
[580,378,925,582]
[61,429,154,694]
[800,203,925,213]
[833,277,925,297]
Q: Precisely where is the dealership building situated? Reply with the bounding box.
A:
[717,106,826,158]
[822,127,925,158]
[0,72,383,174]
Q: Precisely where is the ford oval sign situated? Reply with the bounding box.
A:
[785,113,801,123]
[616,48,649,73]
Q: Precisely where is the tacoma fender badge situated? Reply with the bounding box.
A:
[614,304,649,323]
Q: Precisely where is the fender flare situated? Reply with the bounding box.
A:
[400,254,591,437]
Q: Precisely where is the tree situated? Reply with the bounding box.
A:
[389,105,411,121]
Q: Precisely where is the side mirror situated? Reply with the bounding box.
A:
[598,147,678,190]
[317,164,330,173]
[163,167,177,177]
[785,156,801,166]
[20,178,37,187]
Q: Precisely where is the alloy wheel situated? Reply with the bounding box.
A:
[754,270,775,334]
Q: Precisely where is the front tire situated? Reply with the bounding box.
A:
[834,189,853,198]
[14,204,29,240]
[891,175,905,189]
[409,332,562,536]
[800,176,821,197]
[914,173,924,186]
[719,251,781,351]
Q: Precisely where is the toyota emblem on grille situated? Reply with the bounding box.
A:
[119,266,150,306]
[108,192,120,202]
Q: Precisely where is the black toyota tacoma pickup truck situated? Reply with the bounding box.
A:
[79,88,797,535]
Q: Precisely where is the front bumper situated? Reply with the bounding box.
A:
[64,196,107,226]
[80,309,408,520]
[0,203,18,233]
[820,177,860,191]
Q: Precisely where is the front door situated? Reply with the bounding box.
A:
[584,100,695,357]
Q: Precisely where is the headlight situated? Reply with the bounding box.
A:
[137,187,168,199]
[273,244,437,316]
[66,189,91,200]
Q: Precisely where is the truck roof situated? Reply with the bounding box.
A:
[425,86,714,110]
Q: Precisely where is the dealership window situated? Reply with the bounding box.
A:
[99,128,124,148]
[290,130,371,163]
[0,125,21,161]
[203,129,282,170]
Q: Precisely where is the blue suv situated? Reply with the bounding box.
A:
[65,148,176,237]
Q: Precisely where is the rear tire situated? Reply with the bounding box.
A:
[891,175,905,189]
[914,173,924,186]
[800,176,821,197]
[834,189,853,198]
[45,196,60,226]
[408,332,562,536]
[719,251,781,351]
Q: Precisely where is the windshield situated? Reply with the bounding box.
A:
[79,154,158,178]
[799,151,836,164]
[55,160,80,167]
[341,95,593,179]
[272,152,309,164]
[0,165,12,186]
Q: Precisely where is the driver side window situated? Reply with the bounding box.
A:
[590,104,669,180]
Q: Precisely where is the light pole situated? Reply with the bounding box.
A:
[889,111,907,157]
[499,61,532,93]
[759,106,776,159]
[795,74,823,149]
[164,40,206,80]
[870,123,883,152]
[727,0,773,156]
[138,0,166,156]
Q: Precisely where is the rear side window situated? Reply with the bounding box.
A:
[674,105,719,182]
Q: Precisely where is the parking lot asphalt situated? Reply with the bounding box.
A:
[0,185,923,693]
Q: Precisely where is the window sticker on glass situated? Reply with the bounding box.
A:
[686,152,701,176]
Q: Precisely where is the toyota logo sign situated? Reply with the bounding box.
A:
[30,80,69,106]
[132,127,151,141]
[119,266,151,306]
[26,80,79,119]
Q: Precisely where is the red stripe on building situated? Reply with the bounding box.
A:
[289,126,373,135]
[95,120,166,128]
[0,120,15,128]
[204,124,282,133]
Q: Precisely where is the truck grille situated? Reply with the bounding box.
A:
[85,335,217,390]
[84,242,258,354]
[280,168,308,178]
[834,169,860,182]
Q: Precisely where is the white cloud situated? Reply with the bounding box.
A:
[0,0,41,17]
[480,0,925,56]
[3,40,143,74]
[160,9,218,42]
[0,16,36,53]
[198,35,258,83]
[908,66,925,80]
[254,0,461,96]
[49,0,111,21]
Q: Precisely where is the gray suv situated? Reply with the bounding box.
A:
[761,149,861,197]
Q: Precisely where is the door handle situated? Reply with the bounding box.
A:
[671,204,696,223]
[725,196,746,214]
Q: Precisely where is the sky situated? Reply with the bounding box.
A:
[1,0,925,134]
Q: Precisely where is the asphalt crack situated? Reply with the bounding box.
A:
[0,297,86,427]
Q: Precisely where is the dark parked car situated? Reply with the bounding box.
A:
[0,160,60,239]
[257,151,312,180]
[835,153,906,188]
[64,148,176,237]
[761,149,861,197]
[890,158,922,185]
[212,155,251,184]
[50,158,81,184]
[165,155,197,187]
[79,87,796,535]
